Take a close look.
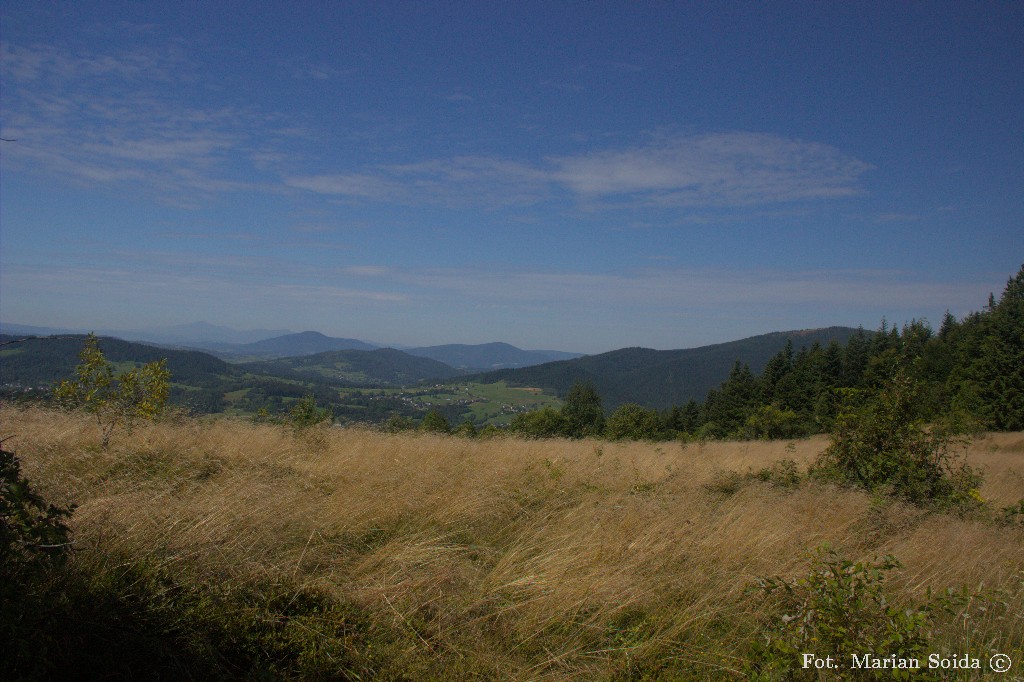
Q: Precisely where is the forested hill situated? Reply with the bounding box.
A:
[0,334,239,388]
[467,327,861,409]
[203,331,379,360]
[241,348,467,386]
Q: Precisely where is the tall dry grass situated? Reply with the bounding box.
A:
[5,404,1023,679]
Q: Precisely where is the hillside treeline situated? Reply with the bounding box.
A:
[508,266,1024,441]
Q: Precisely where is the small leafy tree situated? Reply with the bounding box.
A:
[54,334,171,448]
[287,395,332,430]
[420,409,451,434]
[561,382,605,438]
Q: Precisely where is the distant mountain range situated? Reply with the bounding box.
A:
[0,322,583,370]
[1,323,861,413]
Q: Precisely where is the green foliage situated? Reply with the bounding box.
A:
[812,371,982,508]
[453,418,478,438]
[561,381,605,437]
[750,547,933,680]
[53,334,171,447]
[744,403,806,440]
[705,458,804,496]
[382,414,416,432]
[701,361,761,436]
[999,498,1024,526]
[1,443,75,678]
[508,406,569,438]
[287,394,332,429]
[3,554,378,680]
[949,267,1024,430]
[476,423,504,439]
[1,444,73,575]
[420,409,451,434]
[604,403,664,441]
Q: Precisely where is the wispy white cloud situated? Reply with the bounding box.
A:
[2,36,872,214]
[551,132,873,206]
[287,132,872,211]
[0,41,290,203]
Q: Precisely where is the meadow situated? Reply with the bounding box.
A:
[4,404,1023,680]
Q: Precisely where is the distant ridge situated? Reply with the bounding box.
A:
[0,321,294,346]
[244,347,466,386]
[0,334,238,387]
[405,342,583,370]
[129,322,295,346]
[218,331,379,359]
[466,327,861,410]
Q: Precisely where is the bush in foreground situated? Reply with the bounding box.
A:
[812,371,982,508]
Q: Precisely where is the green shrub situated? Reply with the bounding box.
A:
[750,547,932,680]
[1000,499,1024,526]
[744,403,807,440]
[0,444,73,572]
[705,458,805,496]
[476,423,504,439]
[453,418,478,438]
[508,406,569,438]
[287,394,332,430]
[812,371,982,508]
[749,546,1017,681]
[1,443,75,679]
[604,403,664,441]
[382,414,416,432]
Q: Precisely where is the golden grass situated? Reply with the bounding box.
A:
[5,404,1023,679]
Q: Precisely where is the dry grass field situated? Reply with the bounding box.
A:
[4,404,1024,679]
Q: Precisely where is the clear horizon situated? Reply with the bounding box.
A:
[2,2,1021,354]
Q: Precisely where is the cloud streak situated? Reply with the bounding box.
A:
[0,41,290,203]
[2,39,871,212]
[551,132,873,206]
[287,132,872,210]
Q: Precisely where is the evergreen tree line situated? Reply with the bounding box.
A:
[507,266,1024,441]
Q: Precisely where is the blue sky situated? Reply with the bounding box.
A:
[2,2,1021,353]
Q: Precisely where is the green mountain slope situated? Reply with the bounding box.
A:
[0,334,239,388]
[243,348,466,386]
[466,327,860,409]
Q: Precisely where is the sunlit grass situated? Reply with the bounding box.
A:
[6,404,1023,679]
